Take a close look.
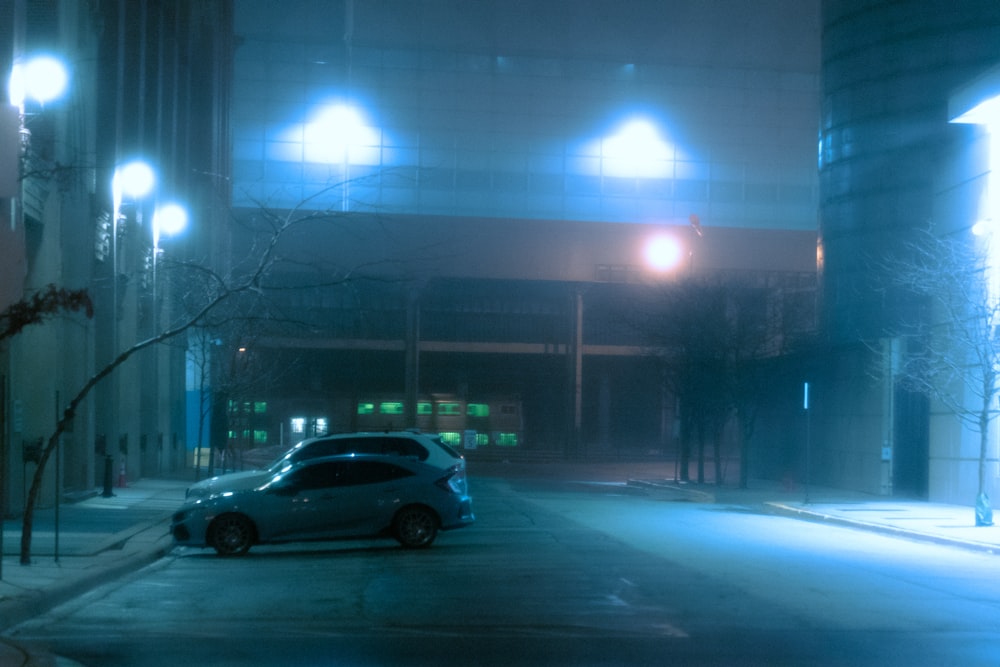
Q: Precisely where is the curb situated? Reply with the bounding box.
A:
[764,502,1000,556]
[0,519,174,631]
[626,479,716,503]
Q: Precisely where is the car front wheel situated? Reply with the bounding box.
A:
[209,513,255,556]
[393,506,439,548]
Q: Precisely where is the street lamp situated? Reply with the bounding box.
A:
[9,54,69,110]
[112,160,155,223]
[151,201,188,319]
[644,234,684,273]
[105,160,155,494]
[152,202,187,249]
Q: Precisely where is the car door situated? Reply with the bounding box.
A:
[263,459,417,541]
[260,460,344,541]
[319,459,418,538]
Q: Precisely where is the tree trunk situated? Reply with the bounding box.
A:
[976,424,993,526]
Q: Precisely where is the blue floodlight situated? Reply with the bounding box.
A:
[303,102,381,165]
[591,115,676,179]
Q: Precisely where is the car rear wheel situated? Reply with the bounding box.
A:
[209,513,255,556]
[393,506,439,548]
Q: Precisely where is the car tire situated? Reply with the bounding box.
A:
[209,513,255,556]
[393,505,439,548]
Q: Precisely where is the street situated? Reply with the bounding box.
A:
[7,472,1000,666]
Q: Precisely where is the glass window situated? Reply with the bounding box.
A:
[381,437,428,460]
[341,460,414,486]
[497,433,519,447]
[286,461,341,490]
[380,401,405,415]
[467,403,489,417]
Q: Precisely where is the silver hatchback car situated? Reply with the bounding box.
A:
[171,454,474,556]
[186,431,465,500]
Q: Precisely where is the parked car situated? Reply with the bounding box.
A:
[171,453,474,556]
[187,431,465,500]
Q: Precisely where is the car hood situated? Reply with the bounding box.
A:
[186,469,273,499]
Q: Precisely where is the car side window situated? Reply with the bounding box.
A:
[290,438,342,464]
[285,461,342,491]
[340,460,415,486]
[381,437,428,460]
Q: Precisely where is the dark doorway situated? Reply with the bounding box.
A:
[893,384,929,498]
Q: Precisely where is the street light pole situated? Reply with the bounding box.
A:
[110,160,154,486]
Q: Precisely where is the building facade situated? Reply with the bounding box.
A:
[813,0,1000,504]
[0,1,231,514]
[211,0,822,474]
[18,1,1000,512]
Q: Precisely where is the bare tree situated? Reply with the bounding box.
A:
[634,274,812,485]
[17,185,367,564]
[0,284,92,342]
[881,226,999,526]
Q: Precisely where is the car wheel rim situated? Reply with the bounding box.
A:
[400,510,433,545]
[215,516,250,554]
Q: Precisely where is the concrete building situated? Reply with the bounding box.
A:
[10,0,1000,513]
[813,1,1000,505]
[0,1,230,514]
[212,0,821,474]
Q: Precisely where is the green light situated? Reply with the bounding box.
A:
[467,403,490,417]
[439,432,461,446]
[497,433,518,447]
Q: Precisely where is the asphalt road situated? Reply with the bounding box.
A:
[7,474,1000,666]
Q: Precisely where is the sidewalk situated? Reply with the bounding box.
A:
[1,468,1000,663]
[628,477,1000,555]
[0,477,188,634]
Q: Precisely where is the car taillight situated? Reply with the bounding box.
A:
[435,466,467,495]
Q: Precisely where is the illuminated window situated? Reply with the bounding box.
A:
[417,402,433,415]
[496,433,519,447]
[254,430,268,444]
[357,402,375,415]
[291,417,306,434]
[380,402,405,415]
[467,403,489,417]
[254,401,267,414]
[438,402,462,416]
[439,431,461,446]
[315,418,328,436]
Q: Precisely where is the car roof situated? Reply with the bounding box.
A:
[284,452,432,473]
[301,430,438,442]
